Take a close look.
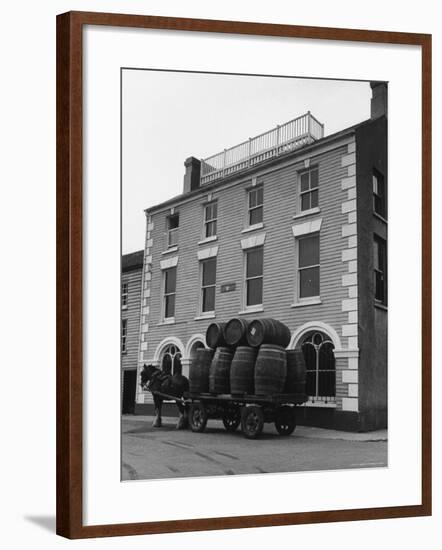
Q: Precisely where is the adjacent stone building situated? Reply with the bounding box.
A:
[121,250,144,414]
[134,83,388,432]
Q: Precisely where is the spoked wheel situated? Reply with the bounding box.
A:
[241,405,264,439]
[275,405,296,436]
[189,402,208,433]
[222,405,241,432]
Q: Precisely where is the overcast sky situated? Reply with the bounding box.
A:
[122,70,371,254]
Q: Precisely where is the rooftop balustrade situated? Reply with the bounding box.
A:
[200,112,324,185]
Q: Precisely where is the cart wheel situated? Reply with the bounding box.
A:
[275,405,296,436]
[222,405,241,432]
[189,402,208,433]
[241,405,264,439]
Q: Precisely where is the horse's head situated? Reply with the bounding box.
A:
[140,364,158,390]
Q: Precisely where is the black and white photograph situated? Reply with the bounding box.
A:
[120,70,388,481]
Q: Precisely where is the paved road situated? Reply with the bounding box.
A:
[122,416,388,481]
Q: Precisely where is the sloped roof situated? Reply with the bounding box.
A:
[122,250,144,272]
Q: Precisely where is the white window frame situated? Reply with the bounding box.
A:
[373,169,386,218]
[246,185,264,228]
[199,257,217,316]
[242,246,264,313]
[373,234,387,305]
[121,282,128,309]
[293,232,321,306]
[166,213,179,249]
[203,201,218,240]
[121,319,127,354]
[162,266,177,322]
[298,166,319,214]
[302,331,336,404]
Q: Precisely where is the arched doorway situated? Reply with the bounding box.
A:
[300,331,336,404]
[160,343,183,375]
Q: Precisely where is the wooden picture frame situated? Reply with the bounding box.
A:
[56,11,432,539]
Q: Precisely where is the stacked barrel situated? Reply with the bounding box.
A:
[188,318,306,396]
[247,319,291,395]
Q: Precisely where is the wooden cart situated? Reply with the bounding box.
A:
[184,392,307,439]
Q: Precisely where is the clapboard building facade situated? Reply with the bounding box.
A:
[121,250,144,414]
[135,83,388,432]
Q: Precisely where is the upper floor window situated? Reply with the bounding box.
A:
[248,186,263,226]
[245,247,263,307]
[166,213,179,248]
[163,267,177,319]
[121,282,128,309]
[373,169,386,218]
[121,319,127,353]
[201,257,217,313]
[299,167,319,211]
[374,235,387,304]
[298,234,320,299]
[204,201,218,238]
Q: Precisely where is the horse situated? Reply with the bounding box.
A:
[140,364,189,429]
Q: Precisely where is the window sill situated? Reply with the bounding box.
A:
[241,222,264,234]
[198,235,218,245]
[238,305,263,315]
[293,207,321,220]
[373,212,388,224]
[194,312,216,320]
[157,318,175,326]
[162,246,178,255]
[291,298,322,308]
[374,302,388,311]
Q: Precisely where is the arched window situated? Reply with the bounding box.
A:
[301,331,335,403]
[189,340,205,363]
[161,344,182,375]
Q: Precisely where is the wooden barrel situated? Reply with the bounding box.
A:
[230,346,257,395]
[224,318,250,347]
[209,347,234,394]
[206,322,227,349]
[247,318,291,348]
[285,349,307,393]
[189,348,213,394]
[254,344,287,396]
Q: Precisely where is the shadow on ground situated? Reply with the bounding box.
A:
[24,515,56,533]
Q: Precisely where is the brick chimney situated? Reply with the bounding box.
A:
[183,156,201,194]
[370,81,388,119]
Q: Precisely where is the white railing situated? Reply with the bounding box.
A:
[200,112,324,185]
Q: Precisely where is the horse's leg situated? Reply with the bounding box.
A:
[152,395,162,428]
[175,400,188,430]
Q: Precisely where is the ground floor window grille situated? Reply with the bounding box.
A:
[301,331,335,403]
[161,344,182,376]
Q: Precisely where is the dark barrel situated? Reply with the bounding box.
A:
[224,318,250,347]
[230,346,257,395]
[247,318,291,348]
[206,322,227,349]
[285,349,307,394]
[254,344,287,396]
[209,347,234,394]
[189,348,214,394]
